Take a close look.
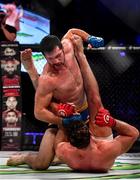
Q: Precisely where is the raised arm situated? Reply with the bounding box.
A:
[113,119,139,154]
[95,108,139,155]
[21,49,39,89]
[62,28,90,41]
[70,35,103,120]
[62,28,104,48]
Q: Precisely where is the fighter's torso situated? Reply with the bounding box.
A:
[41,39,86,109]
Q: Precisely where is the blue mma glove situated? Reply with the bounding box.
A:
[87,35,104,48]
[62,114,83,128]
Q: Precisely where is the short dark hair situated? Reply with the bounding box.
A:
[40,35,62,54]
[66,120,90,149]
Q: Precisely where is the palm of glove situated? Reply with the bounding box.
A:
[95,108,116,128]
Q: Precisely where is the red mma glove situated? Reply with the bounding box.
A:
[95,108,116,128]
[57,103,76,117]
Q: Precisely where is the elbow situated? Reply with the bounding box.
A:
[34,109,42,120]
[68,28,75,33]
[132,128,139,141]
[129,126,140,144]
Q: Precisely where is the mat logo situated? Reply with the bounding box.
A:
[4,48,16,56]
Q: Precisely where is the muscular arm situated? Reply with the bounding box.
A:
[112,119,139,155]
[62,28,89,41]
[34,77,63,125]
[96,113,139,157]
[71,35,103,120]
[62,28,104,48]
[21,49,39,89]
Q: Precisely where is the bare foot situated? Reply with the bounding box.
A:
[7,154,26,166]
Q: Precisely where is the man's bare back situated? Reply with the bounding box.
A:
[56,137,116,172]
[55,106,139,172]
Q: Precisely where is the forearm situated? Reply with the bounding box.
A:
[63,28,89,41]
[21,49,39,90]
[76,52,103,118]
[27,66,39,90]
[114,119,139,140]
[34,107,63,126]
[63,28,104,48]
[73,39,100,94]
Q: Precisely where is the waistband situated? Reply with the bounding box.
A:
[77,100,88,112]
[91,134,113,141]
[77,100,89,122]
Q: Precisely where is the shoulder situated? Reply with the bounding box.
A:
[39,74,53,87]
[97,139,122,158]
[37,73,56,94]
[56,142,73,154]
[56,142,76,162]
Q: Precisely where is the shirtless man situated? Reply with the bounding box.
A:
[7,31,139,172]
[7,33,139,172]
[55,108,139,172]
[54,35,139,172]
[7,29,107,169]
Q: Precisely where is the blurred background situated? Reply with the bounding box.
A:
[1,0,140,46]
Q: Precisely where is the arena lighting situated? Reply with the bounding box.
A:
[57,0,72,7]
[119,51,126,57]
[24,132,44,145]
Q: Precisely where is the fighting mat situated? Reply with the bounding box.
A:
[0,152,140,179]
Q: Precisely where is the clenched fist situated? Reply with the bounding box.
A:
[95,108,116,128]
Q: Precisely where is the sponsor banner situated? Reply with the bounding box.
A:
[0,42,22,150]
